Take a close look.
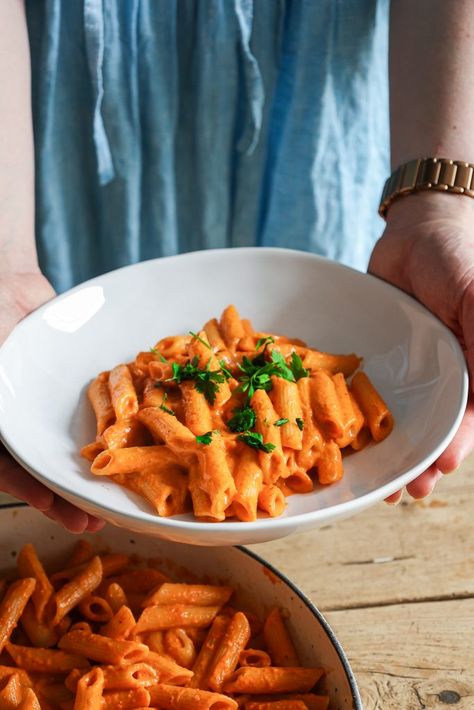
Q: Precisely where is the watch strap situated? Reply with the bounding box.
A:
[379,157,474,218]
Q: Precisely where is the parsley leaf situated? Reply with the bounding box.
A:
[189,331,211,350]
[149,346,158,354]
[237,350,295,399]
[274,418,289,427]
[296,417,304,431]
[270,351,295,382]
[218,360,232,380]
[238,431,276,453]
[167,357,228,405]
[159,393,175,417]
[196,431,213,445]
[255,335,275,351]
[227,405,256,433]
[289,352,309,380]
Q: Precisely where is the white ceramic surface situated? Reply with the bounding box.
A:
[0,504,361,710]
[0,248,468,545]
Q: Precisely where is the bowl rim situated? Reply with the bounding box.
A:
[0,247,468,538]
[0,501,362,709]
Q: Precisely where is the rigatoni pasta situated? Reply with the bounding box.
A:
[1,541,329,709]
[81,305,394,521]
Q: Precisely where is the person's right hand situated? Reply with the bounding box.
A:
[0,272,105,533]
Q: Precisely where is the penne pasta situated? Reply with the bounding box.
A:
[149,682,238,710]
[74,667,104,710]
[108,364,139,420]
[101,605,136,640]
[351,371,394,442]
[163,628,197,669]
[143,583,233,608]
[80,306,393,519]
[0,578,36,653]
[17,544,53,622]
[58,629,148,665]
[135,604,220,634]
[6,643,89,673]
[1,540,329,709]
[223,667,324,694]
[207,612,251,692]
[232,446,263,522]
[49,556,103,626]
[263,609,299,668]
[87,372,115,436]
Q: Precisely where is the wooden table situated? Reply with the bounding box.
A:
[1,459,473,708]
[249,458,474,709]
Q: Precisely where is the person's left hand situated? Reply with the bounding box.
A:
[368,190,474,503]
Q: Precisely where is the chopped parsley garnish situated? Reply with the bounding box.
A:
[289,352,309,380]
[255,335,275,351]
[218,360,232,380]
[237,350,295,399]
[159,393,175,417]
[196,431,213,445]
[227,405,256,433]
[189,331,211,350]
[274,418,289,427]
[237,431,276,453]
[167,356,229,405]
[296,417,304,431]
[149,346,158,354]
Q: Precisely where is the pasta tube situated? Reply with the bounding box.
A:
[108,364,139,420]
[207,612,251,691]
[190,615,229,689]
[87,372,115,436]
[0,578,36,653]
[49,556,102,626]
[232,446,263,522]
[350,371,394,442]
[263,609,299,667]
[149,683,238,710]
[91,445,179,475]
[251,390,287,483]
[17,544,53,622]
[6,643,90,673]
[135,605,220,634]
[73,667,104,710]
[143,583,233,608]
[223,667,324,694]
[269,377,303,450]
[58,629,148,665]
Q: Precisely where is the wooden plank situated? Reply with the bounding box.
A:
[249,461,474,610]
[325,599,474,709]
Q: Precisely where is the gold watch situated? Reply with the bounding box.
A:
[379,157,474,219]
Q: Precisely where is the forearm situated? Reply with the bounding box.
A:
[0,0,39,274]
[390,0,474,168]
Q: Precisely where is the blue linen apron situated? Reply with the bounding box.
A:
[26,0,389,293]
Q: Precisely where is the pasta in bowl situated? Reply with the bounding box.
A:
[0,505,362,709]
[0,248,467,544]
[81,306,394,522]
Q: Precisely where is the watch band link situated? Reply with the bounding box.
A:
[379,157,474,219]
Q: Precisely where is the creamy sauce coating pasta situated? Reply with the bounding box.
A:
[81,306,394,521]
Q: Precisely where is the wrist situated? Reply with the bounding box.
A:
[0,246,40,277]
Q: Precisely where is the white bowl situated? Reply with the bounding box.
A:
[0,248,468,545]
[0,503,362,709]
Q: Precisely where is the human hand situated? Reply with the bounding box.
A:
[0,272,104,532]
[368,192,474,503]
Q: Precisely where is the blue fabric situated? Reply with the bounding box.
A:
[26,0,390,294]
